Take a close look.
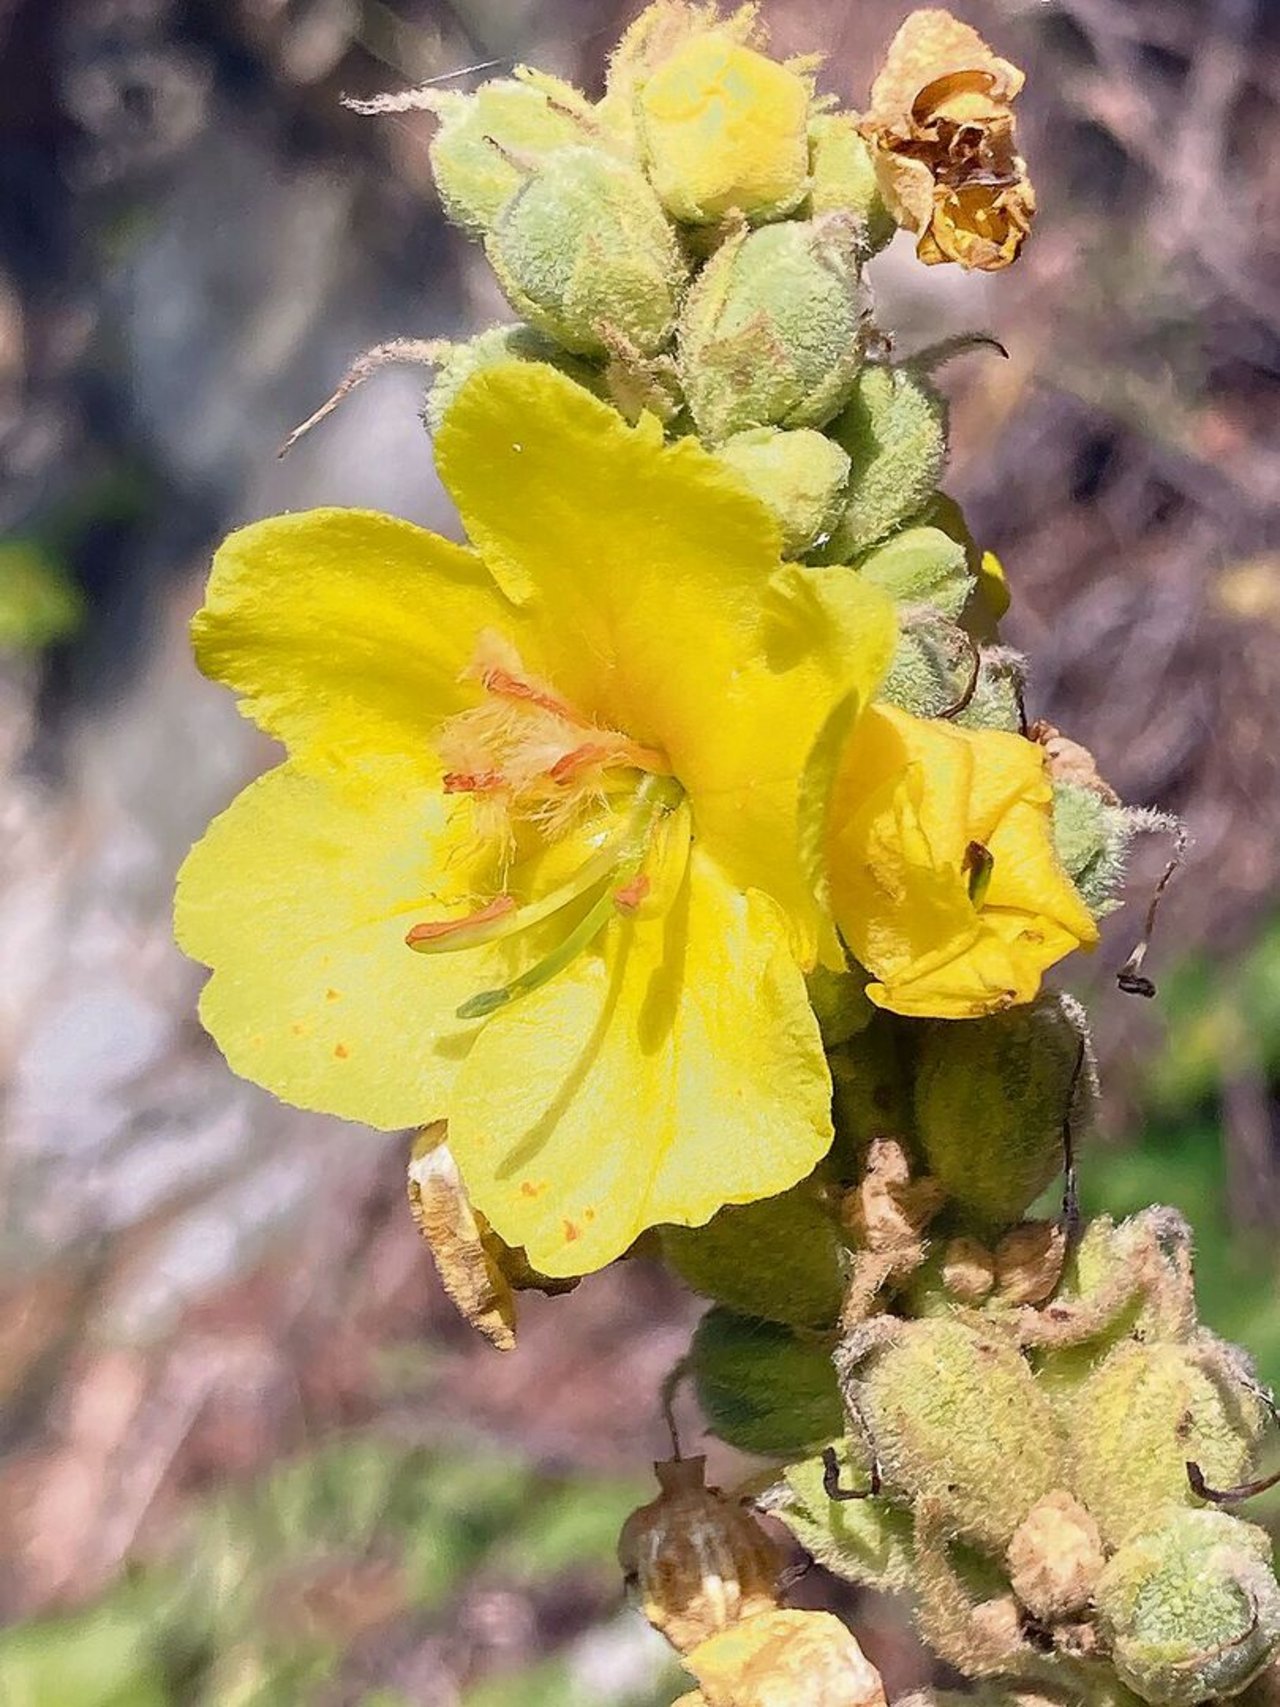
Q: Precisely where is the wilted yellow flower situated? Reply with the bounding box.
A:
[826,704,1098,1018]
[176,363,895,1279]
[860,8,1035,272]
[682,1607,888,1706]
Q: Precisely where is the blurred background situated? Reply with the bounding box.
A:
[1,0,1278,1701]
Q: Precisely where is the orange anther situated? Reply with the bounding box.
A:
[614,874,651,914]
[549,742,610,784]
[481,667,587,724]
[406,893,516,946]
[443,769,506,794]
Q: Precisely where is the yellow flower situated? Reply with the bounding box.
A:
[175,364,896,1277]
[826,704,1098,1018]
[860,8,1035,272]
[679,1608,887,1706]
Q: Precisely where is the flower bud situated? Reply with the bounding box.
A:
[422,328,599,434]
[840,1316,1063,1550]
[817,364,949,562]
[806,112,894,256]
[911,994,1095,1236]
[1052,781,1131,919]
[617,1454,786,1654]
[660,1186,847,1330]
[1097,1508,1280,1706]
[1063,1337,1267,1549]
[636,31,813,225]
[953,646,1027,734]
[877,608,977,719]
[772,1438,916,1592]
[1007,1490,1105,1622]
[713,427,850,557]
[857,524,974,620]
[682,1607,888,1707]
[427,75,599,235]
[678,216,871,442]
[486,146,688,358]
[691,1307,842,1459]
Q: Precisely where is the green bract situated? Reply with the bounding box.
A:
[423,326,598,434]
[818,363,949,562]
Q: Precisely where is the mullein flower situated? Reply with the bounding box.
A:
[861,9,1036,272]
[825,705,1099,1017]
[175,364,895,1278]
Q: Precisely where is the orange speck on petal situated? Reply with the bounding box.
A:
[406,894,516,946]
[325,988,341,1001]
[334,1042,350,1058]
[521,1180,544,1199]
[584,1207,596,1222]
[613,873,651,915]
[563,1219,581,1243]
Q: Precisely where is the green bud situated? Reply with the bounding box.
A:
[911,994,1095,1237]
[807,965,873,1050]
[841,1316,1064,1551]
[877,608,977,719]
[1063,1337,1267,1550]
[772,1438,916,1592]
[661,1187,847,1330]
[677,216,870,442]
[815,364,949,562]
[635,31,812,225]
[828,1010,913,1182]
[690,1307,842,1459]
[427,76,599,235]
[953,646,1027,733]
[806,112,894,256]
[857,524,974,620]
[1053,781,1131,918]
[423,328,599,434]
[713,427,850,557]
[486,147,687,358]
[1097,1508,1280,1706]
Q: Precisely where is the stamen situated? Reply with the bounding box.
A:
[453,774,683,1018]
[479,666,590,726]
[443,770,506,795]
[964,840,994,908]
[407,774,681,959]
[406,894,515,948]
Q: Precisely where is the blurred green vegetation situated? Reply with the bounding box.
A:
[0,541,83,653]
[0,1436,682,1706]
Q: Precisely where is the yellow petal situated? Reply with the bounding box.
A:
[175,757,510,1129]
[685,1607,887,1707]
[447,847,832,1276]
[436,364,895,954]
[192,508,523,772]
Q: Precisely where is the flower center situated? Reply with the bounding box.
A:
[408,634,685,1019]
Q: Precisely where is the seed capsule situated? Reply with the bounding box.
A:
[1097,1507,1280,1706]
[841,1315,1064,1551]
[712,427,850,557]
[691,1307,843,1459]
[617,1454,786,1654]
[1063,1336,1267,1549]
[678,216,871,442]
[486,146,688,358]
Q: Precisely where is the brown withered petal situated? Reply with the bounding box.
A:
[617,1456,787,1655]
[406,1122,520,1351]
[861,8,1034,271]
[863,9,1023,139]
[1028,720,1122,805]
